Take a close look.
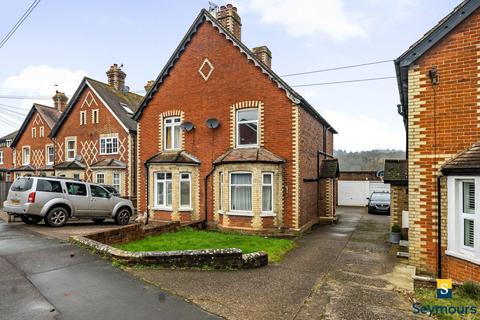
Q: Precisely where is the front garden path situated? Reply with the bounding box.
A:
[129,207,418,319]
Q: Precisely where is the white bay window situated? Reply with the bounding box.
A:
[230,172,252,212]
[179,173,191,209]
[262,172,273,213]
[154,172,172,209]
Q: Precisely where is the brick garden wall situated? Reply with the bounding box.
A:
[390,185,408,228]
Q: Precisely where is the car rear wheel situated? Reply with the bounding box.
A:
[21,216,42,225]
[45,207,68,227]
[92,218,105,224]
[115,208,130,225]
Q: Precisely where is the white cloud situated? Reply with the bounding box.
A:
[324,110,405,151]
[244,0,367,41]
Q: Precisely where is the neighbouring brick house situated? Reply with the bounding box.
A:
[10,99,64,178]
[49,65,143,198]
[0,130,17,182]
[133,5,338,233]
[395,0,480,283]
[383,160,408,229]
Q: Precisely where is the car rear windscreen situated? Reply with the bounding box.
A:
[11,178,34,192]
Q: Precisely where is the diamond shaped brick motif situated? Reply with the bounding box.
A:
[198,58,214,81]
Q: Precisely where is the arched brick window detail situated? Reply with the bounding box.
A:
[230,101,264,148]
[158,110,185,152]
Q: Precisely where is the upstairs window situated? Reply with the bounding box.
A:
[80,111,87,125]
[100,136,118,155]
[164,117,181,150]
[39,127,44,137]
[22,147,30,165]
[0,151,3,164]
[236,109,258,147]
[92,109,99,124]
[66,138,76,160]
[32,127,36,138]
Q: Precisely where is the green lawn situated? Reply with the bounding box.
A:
[114,228,295,262]
[415,288,480,319]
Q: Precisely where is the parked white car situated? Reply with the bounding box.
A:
[3,176,134,227]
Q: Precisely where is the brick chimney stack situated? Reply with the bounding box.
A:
[252,46,272,68]
[52,91,68,112]
[106,64,126,91]
[144,80,155,93]
[216,4,242,40]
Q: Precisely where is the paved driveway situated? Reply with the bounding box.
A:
[129,207,416,320]
[0,221,218,320]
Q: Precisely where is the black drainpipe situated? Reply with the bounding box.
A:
[437,174,443,278]
[204,165,216,229]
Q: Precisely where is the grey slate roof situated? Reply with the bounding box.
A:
[54,160,86,170]
[442,142,480,175]
[50,77,143,136]
[90,159,127,169]
[11,104,61,147]
[0,130,18,142]
[12,164,35,171]
[213,147,284,164]
[319,159,340,178]
[384,159,408,184]
[146,151,201,165]
[132,9,336,134]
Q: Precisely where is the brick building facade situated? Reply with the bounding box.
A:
[395,0,480,282]
[133,6,337,233]
[0,131,17,182]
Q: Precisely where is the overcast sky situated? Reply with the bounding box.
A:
[0,0,461,151]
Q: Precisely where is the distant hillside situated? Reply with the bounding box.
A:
[334,149,406,172]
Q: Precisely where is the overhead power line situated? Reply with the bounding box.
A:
[280,59,393,77]
[0,95,50,100]
[291,76,396,88]
[0,0,41,49]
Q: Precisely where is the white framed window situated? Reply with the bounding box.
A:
[179,173,191,209]
[262,172,274,213]
[22,147,30,165]
[154,172,172,209]
[0,151,3,164]
[163,116,181,150]
[446,176,480,264]
[73,173,80,180]
[65,138,76,160]
[80,111,87,125]
[236,108,258,147]
[219,172,224,212]
[6,139,12,147]
[100,136,118,155]
[113,172,121,193]
[95,172,105,184]
[92,109,99,124]
[40,127,44,137]
[229,172,252,212]
[46,145,54,165]
[32,127,36,138]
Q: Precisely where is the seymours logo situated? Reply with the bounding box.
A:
[412,279,478,316]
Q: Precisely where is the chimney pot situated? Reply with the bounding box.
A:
[106,64,126,91]
[144,80,155,93]
[216,3,242,40]
[52,91,68,112]
[252,46,272,68]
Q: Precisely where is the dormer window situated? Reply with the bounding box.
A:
[164,116,181,151]
[236,108,258,147]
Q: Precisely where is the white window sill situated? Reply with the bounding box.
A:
[445,250,480,266]
[226,211,254,217]
[179,208,193,212]
[235,145,259,149]
[260,212,276,217]
[151,206,173,212]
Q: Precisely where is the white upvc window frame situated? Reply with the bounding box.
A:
[229,171,253,215]
[154,172,173,210]
[95,172,105,184]
[39,126,44,137]
[46,145,54,165]
[262,172,274,214]
[22,146,30,165]
[0,150,3,164]
[32,127,36,138]
[113,172,121,193]
[65,137,76,161]
[163,116,181,151]
[80,111,87,125]
[446,176,480,265]
[179,172,192,210]
[219,171,224,212]
[92,109,99,124]
[236,108,259,148]
[99,136,119,155]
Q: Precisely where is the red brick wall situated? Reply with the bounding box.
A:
[409,8,480,278]
[137,22,298,228]
[0,145,14,181]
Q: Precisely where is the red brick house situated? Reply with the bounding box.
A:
[10,98,64,178]
[133,5,338,233]
[395,0,480,283]
[50,65,143,197]
[0,130,17,182]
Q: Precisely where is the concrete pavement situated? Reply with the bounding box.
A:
[0,221,219,320]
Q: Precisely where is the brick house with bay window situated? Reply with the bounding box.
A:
[0,130,18,182]
[395,0,480,283]
[49,65,143,198]
[134,5,338,233]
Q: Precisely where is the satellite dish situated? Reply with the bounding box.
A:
[206,118,220,129]
[180,121,194,132]
[122,86,130,93]
[376,170,384,178]
[75,155,82,161]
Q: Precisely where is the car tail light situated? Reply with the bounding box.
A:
[27,192,36,203]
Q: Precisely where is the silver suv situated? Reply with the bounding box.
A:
[3,176,134,227]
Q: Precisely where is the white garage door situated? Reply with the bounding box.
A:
[338,181,391,206]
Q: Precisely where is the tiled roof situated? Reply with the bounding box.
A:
[54,160,86,169]
[12,164,35,171]
[213,147,284,164]
[90,159,127,169]
[36,165,55,171]
[146,151,201,164]
[0,130,18,142]
[384,159,408,184]
[442,142,480,175]
[319,159,340,178]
